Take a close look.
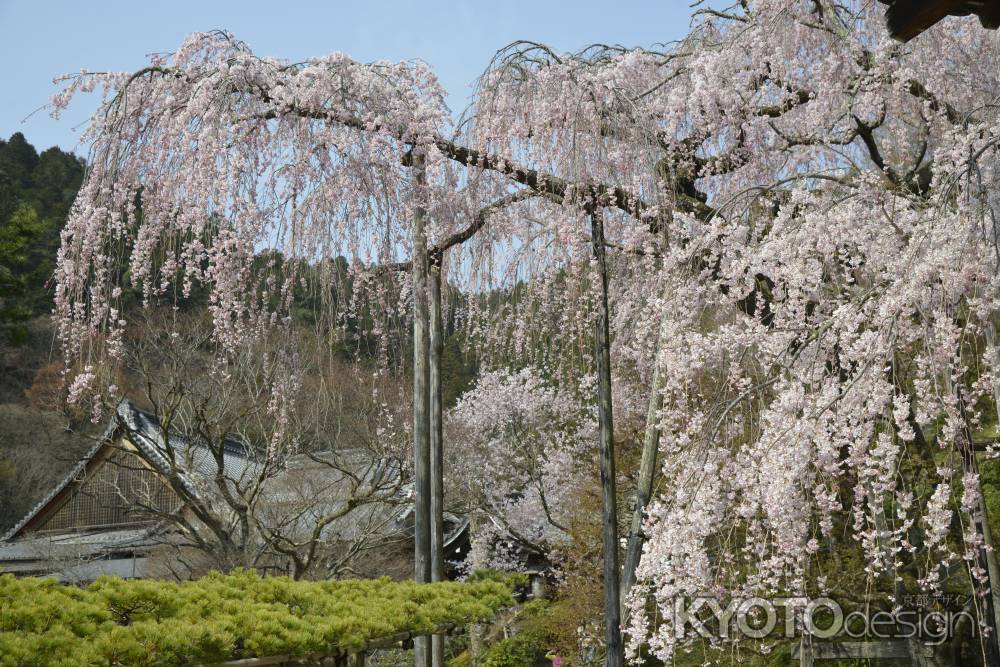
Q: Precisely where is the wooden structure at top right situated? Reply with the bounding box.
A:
[878,0,1000,41]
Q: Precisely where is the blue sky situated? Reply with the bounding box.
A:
[0,0,708,155]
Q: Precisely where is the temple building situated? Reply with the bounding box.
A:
[0,401,469,582]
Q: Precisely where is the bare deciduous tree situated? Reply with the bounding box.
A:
[117,312,411,581]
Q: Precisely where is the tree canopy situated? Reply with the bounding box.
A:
[44,2,1000,664]
[0,133,84,343]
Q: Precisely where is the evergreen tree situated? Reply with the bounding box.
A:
[0,133,85,341]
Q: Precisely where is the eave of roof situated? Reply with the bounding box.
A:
[878,0,1000,41]
[0,526,162,562]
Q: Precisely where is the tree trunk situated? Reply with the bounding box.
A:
[590,210,624,667]
[958,389,1000,667]
[411,152,432,667]
[429,261,445,667]
[620,282,671,609]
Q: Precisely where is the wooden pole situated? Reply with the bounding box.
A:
[411,151,432,667]
[429,260,446,667]
[982,322,1000,638]
[958,389,1000,667]
[797,636,813,667]
[589,210,623,667]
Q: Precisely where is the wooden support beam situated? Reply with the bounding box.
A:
[202,623,462,667]
[790,640,935,660]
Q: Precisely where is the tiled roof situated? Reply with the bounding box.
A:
[1,400,466,564]
[2,400,256,541]
[120,403,258,502]
[0,526,161,562]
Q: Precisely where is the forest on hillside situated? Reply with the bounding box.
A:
[0,132,92,529]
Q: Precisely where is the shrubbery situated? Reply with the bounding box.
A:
[479,631,548,667]
[465,570,531,596]
[448,599,554,667]
[0,570,514,666]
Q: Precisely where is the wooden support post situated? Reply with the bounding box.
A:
[958,389,1000,667]
[429,261,445,667]
[589,210,623,667]
[410,151,432,667]
[797,636,813,667]
[469,623,484,667]
[982,322,1000,640]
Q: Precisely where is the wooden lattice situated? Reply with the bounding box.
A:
[40,445,179,532]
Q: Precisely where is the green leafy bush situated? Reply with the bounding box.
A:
[453,599,553,667]
[0,570,514,666]
[480,631,547,667]
[466,570,528,586]
[466,570,531,595]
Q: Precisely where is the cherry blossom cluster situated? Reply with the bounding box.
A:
[445,367,596,571]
